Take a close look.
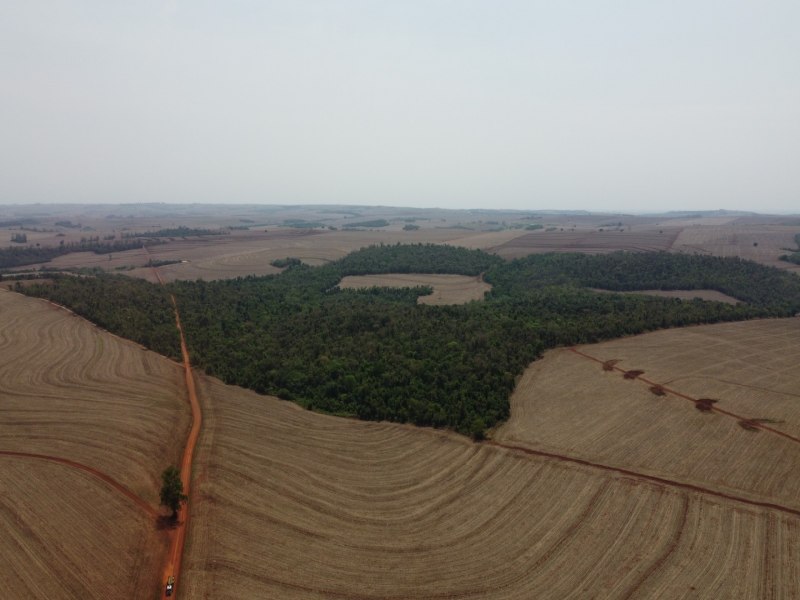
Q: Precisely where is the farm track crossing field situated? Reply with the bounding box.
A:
[338,273,491,305]
[182,372,799,598]
[0,290,190,599]
[495,318,800,509]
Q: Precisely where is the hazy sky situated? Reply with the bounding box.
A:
[1,1,798,212]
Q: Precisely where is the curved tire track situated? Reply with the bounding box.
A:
[0,451,158,518]
[485,440,800,518]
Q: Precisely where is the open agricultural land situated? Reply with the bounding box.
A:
[0,289,190,598]
[183,371,800,599]
[2,204,800,599]
[3,205,799,282]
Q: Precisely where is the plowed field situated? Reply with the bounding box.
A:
[0,290,190,598]
[672,225,800,272]
[183,366,799,598]
[496,318,800,508]
[491,228,680,259]
[338,273,491,304]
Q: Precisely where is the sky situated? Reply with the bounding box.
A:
[1,1,798,213]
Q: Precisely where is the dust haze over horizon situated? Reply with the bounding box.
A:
[1,1,798,214]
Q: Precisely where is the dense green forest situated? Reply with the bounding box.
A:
[21,245,800,438]
[0,239,160,270]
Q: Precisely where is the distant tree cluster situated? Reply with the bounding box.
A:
[344,219,390,228]
[0,239,161,270]
[22,245,800,440]
[779,233,800,265]
[10,233,27,243]
[282,219,325,229]
[123,226,221,238]
[270,257,303,268]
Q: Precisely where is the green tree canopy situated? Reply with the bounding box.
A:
[160,466,187,519]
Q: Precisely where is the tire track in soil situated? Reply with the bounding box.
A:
[149,254,203,599]
[568,346,800,445]
[619,493,690,599]
[0,451,158,518]
[484,441,800,519]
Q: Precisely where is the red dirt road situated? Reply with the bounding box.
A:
[151,255,203,599]
[0,451,158,518]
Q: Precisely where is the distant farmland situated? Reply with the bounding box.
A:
[491,228,681,258]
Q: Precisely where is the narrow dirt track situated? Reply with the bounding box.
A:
[485,440,800,518]
[0,451,158,518]
[149,256,203,599]
[568,346,800,445]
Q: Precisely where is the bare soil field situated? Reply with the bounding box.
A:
[0,459,164,599]
[492,228,681,259]
[0,289,190,598]
[181,371,799,598]
[673,225,800,272]
[28,228,495,283]
[0,289,189,500]
[590,288,741,305]
[495,318,800,509]
[338,273,491,305]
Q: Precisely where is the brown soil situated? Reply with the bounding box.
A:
[338,273,491,305]
[0,290,189,598]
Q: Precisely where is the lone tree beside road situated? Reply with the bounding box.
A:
[160,466,188,520]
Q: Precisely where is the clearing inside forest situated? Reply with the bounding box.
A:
[588,288,741,304]
[338,273,491,304]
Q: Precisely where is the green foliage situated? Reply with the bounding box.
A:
[335,243,502,276]
[23,274,180,359]
[485,252,800,313]
[282,219,325,228]
[344,219,390,228]
[160,466,187,518]
[780,233,800,264]
[270,257,303,268]
[0,239,160,270]
[403,224,420,231]
[124,226,221,238]
[146,258,182,267]
[781,253,800,265]
[22,245,800,440]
